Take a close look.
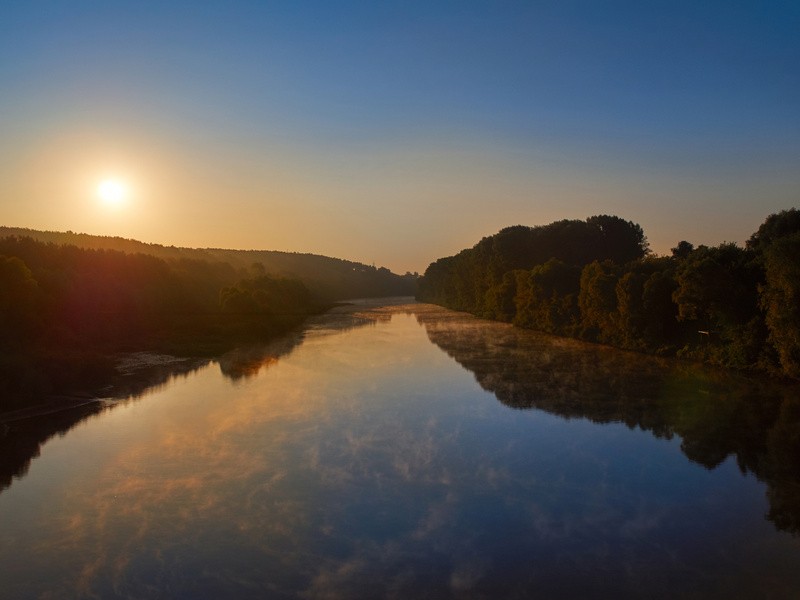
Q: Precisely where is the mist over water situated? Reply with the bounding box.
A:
[1,301,798,599]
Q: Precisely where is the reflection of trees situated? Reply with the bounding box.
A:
[218,333,305,380]
[417,309,800,536]
[216,304,396,380]
[0,303,385,495]
[0,403,102,492]
[0,356,208,494]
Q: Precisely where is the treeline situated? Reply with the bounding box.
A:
[0,236,323,409]
[0,227,417,301]
[417,211,800,379]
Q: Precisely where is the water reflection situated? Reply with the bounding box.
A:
[0,302,385,496]
[415,307,800,536]
[1,301,799,599]
[218,336,302,380]
[0,403,102,493]
[0,356,209,494]
[1,305,413,599]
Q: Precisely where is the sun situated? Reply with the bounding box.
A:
[97,178,129,207]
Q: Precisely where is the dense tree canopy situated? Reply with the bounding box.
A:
[760,233,800,378]
[0,226,416,301]
[417,210,800,379]
[747,209,800,253]
[417,215,648,318]
[0,236,322,409]
[220,275,312,315]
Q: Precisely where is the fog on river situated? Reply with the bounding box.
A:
[1,300,799,599]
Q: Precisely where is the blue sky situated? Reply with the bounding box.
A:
[1,1,798,272]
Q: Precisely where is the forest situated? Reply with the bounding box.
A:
[0,227,418,301]
[416,210,800,380]
[0,233,414,410]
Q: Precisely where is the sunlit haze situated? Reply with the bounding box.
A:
[1,1,798,273]
[97,178,129,208]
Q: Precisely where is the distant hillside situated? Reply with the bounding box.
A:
[0,227,416,300]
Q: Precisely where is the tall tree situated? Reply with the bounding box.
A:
[760,233,800,378]
[0,255,40,344]
[579,261,620,343]
[747,209,800,253]
[672,244,763,367]
[586,214,649,264]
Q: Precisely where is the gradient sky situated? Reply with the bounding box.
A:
[1,1,798,273]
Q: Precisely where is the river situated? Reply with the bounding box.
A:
[1,299,799,599]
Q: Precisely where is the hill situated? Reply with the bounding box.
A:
[0,227,416,300]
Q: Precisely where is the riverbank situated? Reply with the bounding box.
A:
[0,309,324,416]
[3,300,799,599]
[0,298,415,421]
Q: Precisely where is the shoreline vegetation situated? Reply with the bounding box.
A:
[416,209,800,381]
[0,311,315,421]
[0,230,415,415]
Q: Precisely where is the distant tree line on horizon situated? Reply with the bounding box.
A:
[0,226,418,301]
[416,210,800,380]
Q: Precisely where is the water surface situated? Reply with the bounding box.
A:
[1,300,799,599]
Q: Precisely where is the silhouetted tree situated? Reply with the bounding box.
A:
[579,261,620,343]
[417,210,798,378]
[484,270,519,322]
[672,243,764,368]
[747,208,800,253]
[220,275,312,315]
[514,259,581,333]
[671,240,694,259]
[0,255,40,344]
[760,233,800,377]
[586,214,649,264]
[640,266,680,350]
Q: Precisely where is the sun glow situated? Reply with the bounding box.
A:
[97,178,129,207]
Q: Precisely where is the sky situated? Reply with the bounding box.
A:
[1,1,798,274]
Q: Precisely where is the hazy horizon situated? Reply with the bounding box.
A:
[2,1,798,274]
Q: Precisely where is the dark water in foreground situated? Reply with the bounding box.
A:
[1,300,799,599]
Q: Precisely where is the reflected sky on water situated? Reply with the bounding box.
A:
[1,301,799,599]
